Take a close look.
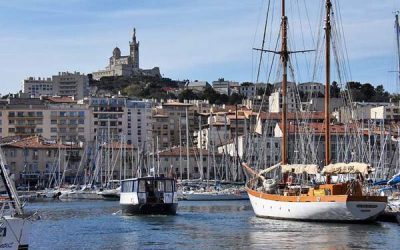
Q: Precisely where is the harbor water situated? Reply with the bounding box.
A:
[26,200,399,249]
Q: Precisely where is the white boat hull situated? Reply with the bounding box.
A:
[0,216,30,250]
[183,191,249,201]
[248,192,386,221]
[59,191,102,200]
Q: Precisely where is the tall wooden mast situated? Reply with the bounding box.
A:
[324,0,332,166]
[281,0,288,164]
[395,12,400,89]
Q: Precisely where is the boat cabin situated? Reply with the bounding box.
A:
[121,177,176,204]
[120,177,178,215]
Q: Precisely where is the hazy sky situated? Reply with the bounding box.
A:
[0,0,399,94]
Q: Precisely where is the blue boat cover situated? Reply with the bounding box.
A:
[373,180,388,186]
[388,174,400,185]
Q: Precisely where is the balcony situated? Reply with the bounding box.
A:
[15,124,36,128]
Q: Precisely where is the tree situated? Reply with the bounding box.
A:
[178,89,199,102]
[360,83,374,100]
[330,81,340,98]
[256,83,274,96]
[228,93,245,105]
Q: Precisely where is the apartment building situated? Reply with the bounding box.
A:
[22,77,53,97]
[0,96,91,143]
[268,82,299,113]
[212,78,240,96]
[88,97,127,143]
[153,101,195,150]
[197,114,231,150]
[1,136,82,186]
[22,72,89,99]
[298,82,325,96]
[126,100,153,150]
[370,105,400,122]
[52,71,89,99]
[157,146,221,180]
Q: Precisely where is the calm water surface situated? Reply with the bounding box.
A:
[25,200,399,249]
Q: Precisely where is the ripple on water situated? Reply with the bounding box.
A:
[25,200,400,250]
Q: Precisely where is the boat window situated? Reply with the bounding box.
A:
[165,180,173,192]
[133,180,138,192]
[157,181,165,192]
[122,181,133,193]
[138,180,146,192]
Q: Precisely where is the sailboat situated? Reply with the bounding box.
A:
[0,146,31,249]
[244,0,387,222]
[181,112,249,201]
[375,11,400,223]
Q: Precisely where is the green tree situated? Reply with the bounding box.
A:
[228,93,245,105]
[330,81,341,98]
[178,89,199,102]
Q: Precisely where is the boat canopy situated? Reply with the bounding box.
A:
[321,162,370,175]
[388,174,400,185]
[281,164,319,175]
[373,180,388,186]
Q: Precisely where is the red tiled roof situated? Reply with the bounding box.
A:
[3,136,80,149]
[276,122,367,135]
[257,111,327,120]
[158,147,220,157]
[43,96,77,103]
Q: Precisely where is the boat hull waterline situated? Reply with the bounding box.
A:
[247,189,387,222]
[121,203,178,215]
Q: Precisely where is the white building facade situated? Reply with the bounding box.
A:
[22,77,53,97]
[126,100,153,150]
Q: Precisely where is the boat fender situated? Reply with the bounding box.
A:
[53,192,62,199]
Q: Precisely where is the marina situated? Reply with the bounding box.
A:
[0,0,400,249]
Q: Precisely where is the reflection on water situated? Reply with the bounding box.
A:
[247,217,390,249]
[25,200,399,249]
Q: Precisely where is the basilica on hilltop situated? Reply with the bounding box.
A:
[92,28,161,80]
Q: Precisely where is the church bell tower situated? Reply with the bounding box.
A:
[129,28,140,69]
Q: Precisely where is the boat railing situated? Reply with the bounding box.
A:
[0,200,17,217]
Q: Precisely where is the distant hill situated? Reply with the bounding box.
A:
[89,75,185,99]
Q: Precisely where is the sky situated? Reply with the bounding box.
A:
[0,0,399,94]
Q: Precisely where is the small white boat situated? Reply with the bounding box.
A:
[182,189,249,201]
[98,187,121,201]
[58,186,102,200]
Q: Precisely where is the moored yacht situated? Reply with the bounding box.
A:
[245,0,387,223]
[246,163,387,222]
[120,177,178,215]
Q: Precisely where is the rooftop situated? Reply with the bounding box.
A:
[158,146,219,157]
[1,136,81,149]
